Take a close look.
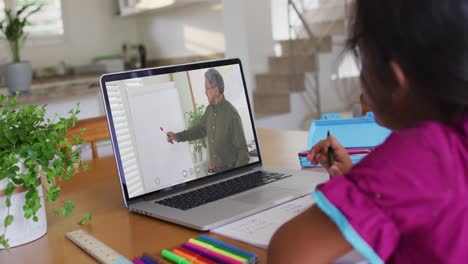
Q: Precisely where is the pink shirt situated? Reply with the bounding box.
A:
[313,115,468,263]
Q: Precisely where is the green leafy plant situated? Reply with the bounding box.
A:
[0,1,44,63]
[0,95,90,250]
[186,104,207,153]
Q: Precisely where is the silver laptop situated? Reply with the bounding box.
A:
[100,58,327,230]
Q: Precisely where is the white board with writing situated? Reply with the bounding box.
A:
[125,82,195,193]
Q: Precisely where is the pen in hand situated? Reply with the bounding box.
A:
[160,127,167,140]
[161,126,174,144]
[298,148,371,157]
[327,130,334,178]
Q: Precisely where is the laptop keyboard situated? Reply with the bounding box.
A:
[155,171,292,210]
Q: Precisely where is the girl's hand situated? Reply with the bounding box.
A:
[307,135,353,176]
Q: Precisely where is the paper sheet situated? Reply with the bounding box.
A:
[211,195,368,264]
[212,195,313,248]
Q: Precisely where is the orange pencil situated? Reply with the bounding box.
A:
[173,247,215,264]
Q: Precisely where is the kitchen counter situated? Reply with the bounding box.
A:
[0,74,102,105]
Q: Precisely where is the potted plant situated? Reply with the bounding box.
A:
[186,104,207,163]
[0,95,91,250]
[0,1,43,93]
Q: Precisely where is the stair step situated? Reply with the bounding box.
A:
[255,73,305,94]
[279,36,332,56]
[296,20,346,38]
[269,55,316,74]
[310,20,346,37]
[254,92,290,117]
[318,0,353,9]
[303,5,347,23]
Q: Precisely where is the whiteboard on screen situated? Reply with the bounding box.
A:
[125,82,194,192]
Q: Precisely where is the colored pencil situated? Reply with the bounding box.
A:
[173,247,214,264]
[182,242,240,264]
[196,235,257,263]
[132,257,146,264]
[189,239,248,263]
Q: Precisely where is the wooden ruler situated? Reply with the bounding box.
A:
[65,229,133,264]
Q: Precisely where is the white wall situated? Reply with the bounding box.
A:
[173,72,195,120]
[318,34,361,114]
[0,0,139,68]
[137,2,225,60]
[222,0,275,113]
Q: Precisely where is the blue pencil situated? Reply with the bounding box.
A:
[197,235,258,263]
[140,256,157,264]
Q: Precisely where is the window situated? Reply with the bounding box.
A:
[0,1,5,21]
[1,0,64,37]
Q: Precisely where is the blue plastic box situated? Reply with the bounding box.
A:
[299,112,392,168]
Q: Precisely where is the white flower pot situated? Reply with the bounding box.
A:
[5,61,33,94]
[0,178,47,249]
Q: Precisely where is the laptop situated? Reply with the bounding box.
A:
[99,58,327,230]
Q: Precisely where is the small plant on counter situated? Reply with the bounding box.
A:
[0,1,44,63]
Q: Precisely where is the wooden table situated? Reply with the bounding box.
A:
[0,128,312,263]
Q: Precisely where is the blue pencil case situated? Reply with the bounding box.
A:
[299,112,391,168]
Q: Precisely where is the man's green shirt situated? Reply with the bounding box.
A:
[176,98,249,172]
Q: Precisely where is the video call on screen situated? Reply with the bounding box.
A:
[105,65,259,198]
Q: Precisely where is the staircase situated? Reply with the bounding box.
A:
[254,37,331,118]
[254,0,358,124]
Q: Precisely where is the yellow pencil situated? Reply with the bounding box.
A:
[189,238,248,264]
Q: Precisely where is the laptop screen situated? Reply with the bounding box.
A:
[100,59,260,200]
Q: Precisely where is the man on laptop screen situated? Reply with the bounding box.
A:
[166,68,249,174]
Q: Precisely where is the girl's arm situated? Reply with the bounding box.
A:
[268,205,352,263]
